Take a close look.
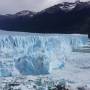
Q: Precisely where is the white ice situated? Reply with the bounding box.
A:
[0,31,90,89]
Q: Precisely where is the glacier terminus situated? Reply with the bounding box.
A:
[0,31,90,90]
[0,32,89,76]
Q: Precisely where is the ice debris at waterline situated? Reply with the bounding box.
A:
[0,33,89,77]
[1,76,90,90]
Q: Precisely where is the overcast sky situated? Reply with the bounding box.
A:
[0,0,89,14]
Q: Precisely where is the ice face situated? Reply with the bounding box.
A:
[0,34,88,76]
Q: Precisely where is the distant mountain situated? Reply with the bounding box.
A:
[0,1,90,37]
[15,10,37,17]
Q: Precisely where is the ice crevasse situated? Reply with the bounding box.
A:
[0,34,88,76]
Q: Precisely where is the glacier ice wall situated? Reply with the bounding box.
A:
[0,34,88,76]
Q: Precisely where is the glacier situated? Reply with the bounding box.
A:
[0,33,89,77]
